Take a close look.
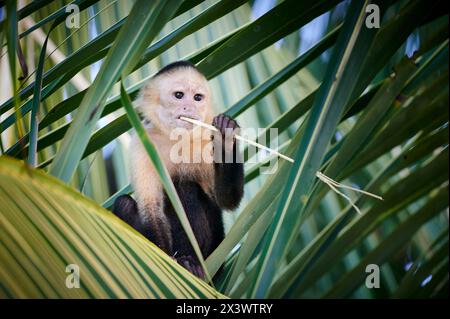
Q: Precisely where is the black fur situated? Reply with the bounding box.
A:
[154,60,198,78]
[212,114,244,210]
[112,194,154,242]
[112,114,244,278]
[112,194,138,226]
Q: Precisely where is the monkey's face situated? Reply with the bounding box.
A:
[147,69,212,134]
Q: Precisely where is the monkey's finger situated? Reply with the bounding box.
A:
[217,114,225,133]
[191,263,204,279]
[196,265,205,280]
[212,114,223,131]
[228,118,239,130]
[225,119,240,142]
[179,259,191,270]
[221,116,231,136]
[189,264,203,279]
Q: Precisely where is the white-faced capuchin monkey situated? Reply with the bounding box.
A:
[112,61,244,279]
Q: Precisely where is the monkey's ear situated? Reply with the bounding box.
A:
[133,97,151,124]
[133,95,144,114]
[133,82,159,120]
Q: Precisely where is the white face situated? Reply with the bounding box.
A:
[151,68,212,133]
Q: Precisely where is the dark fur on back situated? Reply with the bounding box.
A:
[165,177,225,260]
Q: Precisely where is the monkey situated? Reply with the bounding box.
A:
[112,61,244,279]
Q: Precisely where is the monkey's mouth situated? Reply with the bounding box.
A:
[176,115,200,127]
[177,115,199,120]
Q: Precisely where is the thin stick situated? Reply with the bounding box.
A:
[316,171,384,215]
[180,116,294,163]
[316,172,384,200]
[318,175,362,215]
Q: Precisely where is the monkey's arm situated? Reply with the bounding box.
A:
[212,114,244,210]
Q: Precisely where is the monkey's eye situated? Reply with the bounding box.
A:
[194,94,203,102]
[174,91,184,99]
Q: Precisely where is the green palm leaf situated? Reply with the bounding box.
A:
[0,156,223,298]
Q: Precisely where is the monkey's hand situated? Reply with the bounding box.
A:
[212,114,239,154]
[211,113,244,209]
[176,255,205,279]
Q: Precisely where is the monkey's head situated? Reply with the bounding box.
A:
[138,61,213,134]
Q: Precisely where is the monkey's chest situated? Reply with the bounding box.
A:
[163,178,224,258]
